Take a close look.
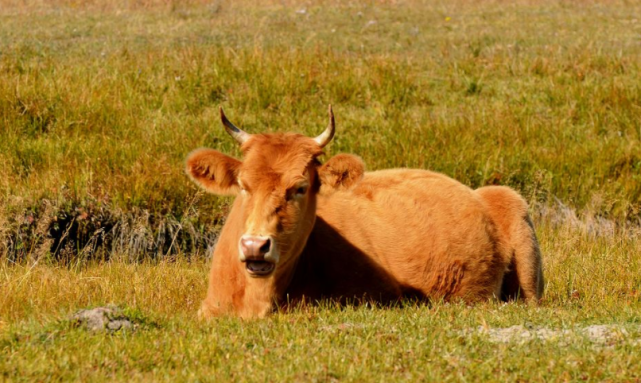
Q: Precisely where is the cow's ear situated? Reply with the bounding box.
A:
[185,148,241,196]
[318,154,365,193]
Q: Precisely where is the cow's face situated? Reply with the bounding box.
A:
[186,107,364,278]
[231,133,322,277]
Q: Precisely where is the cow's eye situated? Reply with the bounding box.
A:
[287,184,308,201]
[238,180,249,195]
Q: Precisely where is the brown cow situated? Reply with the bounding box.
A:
[186,107,544,318]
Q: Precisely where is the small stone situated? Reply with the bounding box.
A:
[71,306,134,332]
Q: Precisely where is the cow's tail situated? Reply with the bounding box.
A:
[475,186,544,301]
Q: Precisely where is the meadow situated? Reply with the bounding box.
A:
[1,0,641,381]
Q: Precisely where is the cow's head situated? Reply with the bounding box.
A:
[186,106,364,279]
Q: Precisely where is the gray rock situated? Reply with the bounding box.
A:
[71,306,134,332]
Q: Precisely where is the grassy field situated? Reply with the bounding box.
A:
[2,215,641,381]
[1,0,641,381]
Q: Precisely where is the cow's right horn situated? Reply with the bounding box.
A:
[313,105,335,148]
[220,108,250,145]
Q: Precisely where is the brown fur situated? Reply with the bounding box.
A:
[475,186,545,300]
[186,133,544,319]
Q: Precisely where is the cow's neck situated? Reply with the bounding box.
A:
[237,260,299,318]
[240,243,306,316]
[237,274,277,318]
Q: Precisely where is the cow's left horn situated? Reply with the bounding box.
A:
[220,108,250,145]
[314,105,335,148]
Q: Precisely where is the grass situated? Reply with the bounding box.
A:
[2,213,641,381]
[2,0,641,260]
[1,0,641,381]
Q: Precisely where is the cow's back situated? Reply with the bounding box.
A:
[290,169,509,302]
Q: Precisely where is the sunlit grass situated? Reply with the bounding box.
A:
[2,0,641,381]
[2,0,641,260]
[2,210,641,381]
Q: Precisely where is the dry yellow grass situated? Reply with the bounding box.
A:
[0,259,207,322]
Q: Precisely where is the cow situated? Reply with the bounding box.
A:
[186,106,544,319]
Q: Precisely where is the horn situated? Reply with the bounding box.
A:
[220,107,250,145]
[314,105,335,148]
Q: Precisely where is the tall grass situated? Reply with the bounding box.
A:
[1,1,641,260]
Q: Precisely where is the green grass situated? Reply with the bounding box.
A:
[2,0,641,260]
[2,0,641,381]
[2,216,641,381]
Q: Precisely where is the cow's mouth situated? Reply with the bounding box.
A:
[245,261,275,277]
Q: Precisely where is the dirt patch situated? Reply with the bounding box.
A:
[472,324,637,346]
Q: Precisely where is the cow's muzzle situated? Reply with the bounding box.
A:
[239,235,276,277]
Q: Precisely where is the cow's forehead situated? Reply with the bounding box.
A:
[239,133,322,187]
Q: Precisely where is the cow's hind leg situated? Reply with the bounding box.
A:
[475,186,544,301]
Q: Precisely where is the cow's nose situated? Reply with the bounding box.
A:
[240,236,271,260]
